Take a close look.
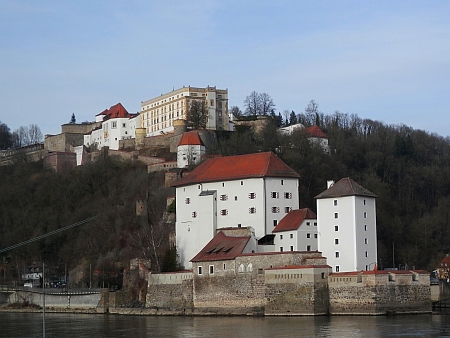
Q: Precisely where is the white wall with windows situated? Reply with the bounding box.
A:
[274,220,318,253]
[317,195,377,273]
[175,176,299,269]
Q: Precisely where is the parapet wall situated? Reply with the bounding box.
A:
[146,272,193,311]
[329,270,431,315]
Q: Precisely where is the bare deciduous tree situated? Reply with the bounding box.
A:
[243,91,275,116]
[186,100,208,129]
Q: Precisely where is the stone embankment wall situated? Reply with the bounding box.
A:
[1,290,102,310]
[265,266,331,315]
[146,272,193,313]
[328,270,431,315]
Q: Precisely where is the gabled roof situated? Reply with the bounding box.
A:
[440,255,450,267]
[315,177,377,199]
[305,126,328,139]
[272,208,317,233]
[96,103,131,120]
[190,231,250,262]
[178,131,204,146]
[172,152,300,187]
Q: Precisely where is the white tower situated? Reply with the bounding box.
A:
[315,178,377,273]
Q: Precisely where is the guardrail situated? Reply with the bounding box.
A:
[0,285,102,294]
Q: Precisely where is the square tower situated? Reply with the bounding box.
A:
[315,178,377,273]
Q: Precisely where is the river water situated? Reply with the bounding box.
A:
[1,313,449,338]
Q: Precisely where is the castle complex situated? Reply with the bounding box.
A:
[145,152,431,315]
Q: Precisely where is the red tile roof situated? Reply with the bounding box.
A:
[272,208,316,233]
[266,265,330,270]
[172,152,300,187]
[440,255,450,267]
[96,103,132,120]
[315,177,377,199]
[178,131,204,146]
[305,126,328,139]
[190,231,250,262]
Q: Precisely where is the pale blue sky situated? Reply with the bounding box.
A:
[1,1,449,137]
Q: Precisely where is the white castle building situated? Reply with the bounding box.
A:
[172,152,378,272]
[83,103,140,151]
[172,152,300,269]
[140,86,229,137]
[315,178,378,273]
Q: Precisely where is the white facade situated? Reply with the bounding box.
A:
[140,86,229,136]
[83,105,140,151]
[175,177,299,269]
[317,194,377,273]
[177,144,205,168]
[274,219,318,253]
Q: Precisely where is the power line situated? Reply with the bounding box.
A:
[0,215,100,254]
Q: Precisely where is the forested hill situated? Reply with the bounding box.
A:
[221,111,450,271]
[0,155,175,286]
[1,112,450,275]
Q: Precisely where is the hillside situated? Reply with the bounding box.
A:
[1,112,450,286]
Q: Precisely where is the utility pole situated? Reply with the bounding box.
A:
[42,262,45,338]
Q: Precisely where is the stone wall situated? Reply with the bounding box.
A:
[265,266,331,315]
[61,122,99,134]
[43,152,77,172]
[146,272,193,312]
[328,270,431,315]
[44,133,84,152]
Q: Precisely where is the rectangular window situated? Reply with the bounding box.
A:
[307,233,311,239]
[314,222,317,226]
[290,234,293,239]
[198,266,202,275]
[335,252,340,258]
[284,206,292,213]
[185,198,190,204]
[335,238,339,245]
[122,123,126,128]
[281,180,284,185]
[364,199,366,205]
[307,245,311,251]
[220,209,228,216]
[249,207,256,214]
[290,246,294,251]
[284,192,292,199]
[240,181,243,185]
[334,212,338,219]
[248,192,256,199]
[271,192,279,198]
[220,194,228,201]
[334,225,339,231]
[365,251,368,257]
[280,247,283,252]
[192,211,197,218]
[364,225,367,231]
[271,207,280,213]
[223,264,226,270]
[235,196,238,201]
[280,235,283,240]
[364,238,368,244]
[273,220,278,227]
[209,265,214,275]
[112,121,117,128]
[314,234,318,238]
[306,222,310,226]
[364,212,367,218]
[334,199,337,206]
[336,266,340,272]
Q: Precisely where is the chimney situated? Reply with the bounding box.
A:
[327,180,334,189]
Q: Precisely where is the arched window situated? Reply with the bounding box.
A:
[247,263,253,272]
[238,264,245,273]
